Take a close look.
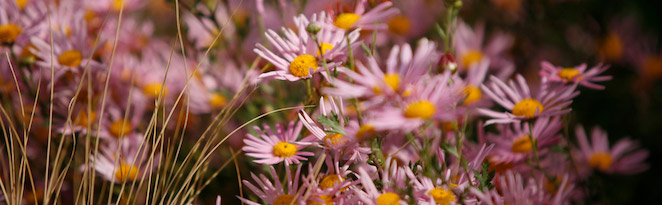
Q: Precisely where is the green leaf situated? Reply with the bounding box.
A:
[316,114,346,135]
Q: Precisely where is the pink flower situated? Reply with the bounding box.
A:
[331,0,399,31]
[573,126,648,175]
[454,21,514,79]
[478,75,578,125]
[539,61,612,90]
[254,12,359,81]
[239,164,306,205]
[486,117,562,165]
[88,136,157,183]
[242,120,316,165]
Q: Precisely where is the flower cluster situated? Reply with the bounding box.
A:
[0,0,654,204]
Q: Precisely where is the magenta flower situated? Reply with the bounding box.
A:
[331,0,399,31]
[239,164,305,205]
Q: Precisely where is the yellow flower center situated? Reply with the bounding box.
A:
[512,98,543,118]
[320,174,344,190]
[142,82,167,98]
[404,101,436,119]
[388,15,410,35]
[334,13,361,30]
[15,0,28,9]
[307,195,333,205]
[373,74,401,94]
[428,188,456,205]
[588,152,613,171]
[57,50,83,67]
[209,93,227,108]
[355,124,376,141]
[511,136,533,153]
[461,50,483,67]
[557,68,582,81]
[643,55,662,78]
[273,194,297,205]
[324,133,348,147]
[462,85,482,104]
[602,32,623,61]
[115,164,139,182]
[0,24,22,43]
[289,54,318,77]
[109,119,132,138]
[273,142,297,158]
[317,43,334,56]
[112,0,123,11]
[376,192,400,205]
[75,111,96,127]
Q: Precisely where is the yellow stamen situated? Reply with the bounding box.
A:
[388,15,410,35]
[15,0,28,9]
[511,136,533,153]
[273,142,297,158]
[209,93,227,108]
[324,133,348,147]
[334,13,361,30]
[307,195,333,205]
[355,124,376,141]
[320,174,344,190]
[75,111,96,127]
[109,119,132,138]
[601,32,623,61]
[0,24,22,43]
[404,100,436,119]
[462,85,482,104]
[115,164,139,182]
[461,50,483,67]
[376,192,400,205]
[273,194,297,205]
[428,187,456,205]
[557,68,582,81]
[317,43,334,56]
[57,50,83,67]
[588,152,613,171]
[512,98,543,118]
[142,82,167,98]
[643,55,662,78]
[112,0,123,11]
[289,54,318,77]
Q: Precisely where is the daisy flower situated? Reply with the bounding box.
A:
[254,12,359,81]
[90,136,156,183]
[242,120,316,165]
[454,21,514,78]
[332,0,399,30]
[240,164,306,205]
[495,171,574,205]
[369,73,460,131]
[347,163,409,205]
[486,117,562,165]
[573,126,648,175]
[539,61,612,90]
[323,38,438,100]
[478,75,578,125]
[183,1,236,49]
[0,0,44,49]
[84,0,146,13]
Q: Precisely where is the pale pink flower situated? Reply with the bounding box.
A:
[539,61,612,90]
[573,126,648,176]
[242,121,316,165]
[486,117,562,165]
[331,0,399,30]
[239,164,306,205]
[478,75,578,125]
[454,21,514,79]
[89,136,157,183]
[254,12,359,81]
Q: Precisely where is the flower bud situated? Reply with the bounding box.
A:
[306,23,321,35]
[438,52,458,73]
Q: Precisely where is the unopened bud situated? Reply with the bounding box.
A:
[438,52,457,73]
[306,23,321,35]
